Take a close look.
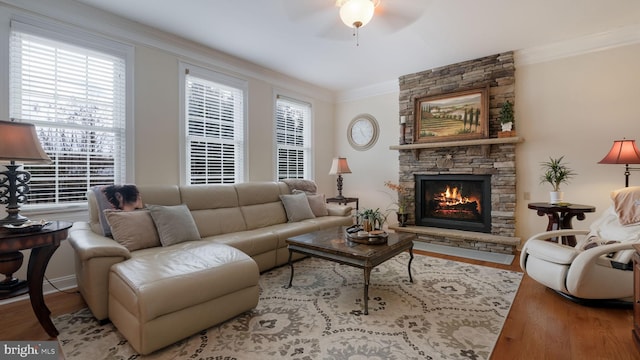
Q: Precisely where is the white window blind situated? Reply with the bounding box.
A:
[185,72,245,184]
[9,22,127,205]
[276,96,311,180]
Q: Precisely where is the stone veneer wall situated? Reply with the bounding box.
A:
[398,52,517,238]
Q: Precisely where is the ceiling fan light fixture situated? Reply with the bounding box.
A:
[338,0,375,29]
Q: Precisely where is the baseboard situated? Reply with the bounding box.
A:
[0,275,77,306]
[413,241,515,265]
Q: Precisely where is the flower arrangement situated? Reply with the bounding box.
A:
[384,181,409,214]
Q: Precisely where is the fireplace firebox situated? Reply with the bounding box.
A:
[415,174,492,233]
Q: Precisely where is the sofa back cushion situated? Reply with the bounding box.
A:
[235,182,288,229]
[180,185,247,237]
[138,185,182,206]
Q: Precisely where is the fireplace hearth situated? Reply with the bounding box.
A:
[415,174,491,233]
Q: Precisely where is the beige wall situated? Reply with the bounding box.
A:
[515,43,640,240]
[334,92,400,215]
[335,43,640,244]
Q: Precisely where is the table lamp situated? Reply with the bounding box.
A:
[598,139,640,187]
[0,120,52,225]
[329,157,351,200]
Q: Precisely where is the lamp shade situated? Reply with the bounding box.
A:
[339,0,375,28]
[0,120,51,164]
[329,157,352,175]
[598,139,640,164]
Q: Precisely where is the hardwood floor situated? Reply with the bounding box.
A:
[0,250,637,359]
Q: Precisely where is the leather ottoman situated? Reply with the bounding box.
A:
[108,242,259,355]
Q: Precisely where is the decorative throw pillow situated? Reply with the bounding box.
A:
[280,192,316,222]
[611,186,640,225]
[148,204,201,246]
[104,209,160,251]
[293,190,329,217]
[282,178,318,194]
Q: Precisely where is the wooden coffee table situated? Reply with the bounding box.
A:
[285,226,416,315]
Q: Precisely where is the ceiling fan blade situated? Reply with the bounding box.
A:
[373,0,431,32]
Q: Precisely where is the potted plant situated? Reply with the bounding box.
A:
[384,181,410,226]
[540,156,576,204]
[498,100,514,136]
[358,208,385,232]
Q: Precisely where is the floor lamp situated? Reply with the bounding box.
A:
[329,157,352,200]
[598,139,640,187]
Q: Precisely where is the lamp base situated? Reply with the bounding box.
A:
[0,251,26,293]
[0,213,29,225]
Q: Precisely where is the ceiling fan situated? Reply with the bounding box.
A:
[281,0,429,44]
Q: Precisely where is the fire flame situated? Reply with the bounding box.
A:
[438,186,473,206]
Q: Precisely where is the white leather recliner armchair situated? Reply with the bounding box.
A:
[520,186,640,304]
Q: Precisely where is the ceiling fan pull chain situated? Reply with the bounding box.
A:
[354,26,360,46]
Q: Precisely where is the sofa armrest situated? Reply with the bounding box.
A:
[528,229,590,245]
[326,204,353,217]
[68,222,131,261]
[571,241,638,270]
[521,239,580,265]
[68,222,132,321]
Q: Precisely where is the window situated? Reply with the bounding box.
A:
[275,96,311,180]
[182,64,246,184]
[9,20,130,205]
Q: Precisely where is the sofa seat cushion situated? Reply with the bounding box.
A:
[109,242,258,322]
[205,229,279,258]
[266,221,323,248]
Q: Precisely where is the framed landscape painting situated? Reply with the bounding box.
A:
[414,87,489,143]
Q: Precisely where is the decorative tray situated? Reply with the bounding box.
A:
[3,220,51,234]
[346,230,388,245]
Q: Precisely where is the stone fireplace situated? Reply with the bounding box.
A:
[390,52,520,254]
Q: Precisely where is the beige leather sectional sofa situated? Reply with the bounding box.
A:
[68,181,352,354]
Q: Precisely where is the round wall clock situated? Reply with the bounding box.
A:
[347,114,379,151]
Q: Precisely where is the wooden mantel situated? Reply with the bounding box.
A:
[389,136,524,158]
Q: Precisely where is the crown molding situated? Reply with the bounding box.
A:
[338,24,640,103]
[336,79,398,103]
[516,24,640,66]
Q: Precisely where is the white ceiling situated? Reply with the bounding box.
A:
[73,0,640,93]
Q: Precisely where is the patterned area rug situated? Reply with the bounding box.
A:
[54,253,522,359]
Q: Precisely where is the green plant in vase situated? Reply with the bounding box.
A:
[358,208,385,232]
[499,100,514,132]
[540,156,576,204]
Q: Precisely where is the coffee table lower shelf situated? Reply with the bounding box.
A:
[285,227,416,315]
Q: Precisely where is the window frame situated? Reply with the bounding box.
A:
[274,93,313,181]
[7,17,134,211]
[179,62,248,185]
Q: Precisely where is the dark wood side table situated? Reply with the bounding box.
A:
[326,196,359,210]
[527,202,596,246]
[0,220,73,337]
